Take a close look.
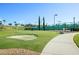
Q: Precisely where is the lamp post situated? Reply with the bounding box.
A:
[73,17,75,29]
[58,21,61,30]
[54,14,58,25]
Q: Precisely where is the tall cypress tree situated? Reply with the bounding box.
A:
[43,17,45,31]
[38,16,40,30]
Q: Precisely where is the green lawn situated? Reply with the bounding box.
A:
[0,30,59,52]
[73,34,79,48]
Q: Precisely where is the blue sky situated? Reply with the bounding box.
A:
[0,3,79,25]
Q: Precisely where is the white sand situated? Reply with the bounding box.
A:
[7,35,37,41]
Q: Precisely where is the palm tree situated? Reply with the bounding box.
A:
[0,21,3,30]
[8,23,12,30]
[0,21,2,25]
[21,24,24,26]
[3,20,6,25]
[14,21,17,26]
[14,21,18,26]
[8,23,12,26]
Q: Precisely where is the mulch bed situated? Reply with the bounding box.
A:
[0,48,40,55]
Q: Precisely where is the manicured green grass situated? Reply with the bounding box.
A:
[73,34,79,48]
[0,30,59,52]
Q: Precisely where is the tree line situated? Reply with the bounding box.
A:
[0,16,46,31]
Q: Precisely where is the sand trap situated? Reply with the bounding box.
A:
[7,35,37,41]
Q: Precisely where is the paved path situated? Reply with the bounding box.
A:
[41,32,79,55]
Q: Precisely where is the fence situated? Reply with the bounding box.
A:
[32,24,79,31]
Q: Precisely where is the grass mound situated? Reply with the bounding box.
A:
[73,34,79,48]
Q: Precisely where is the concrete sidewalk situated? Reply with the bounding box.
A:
[41,32,79,55]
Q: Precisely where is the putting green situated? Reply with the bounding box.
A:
[7,35,37,41]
